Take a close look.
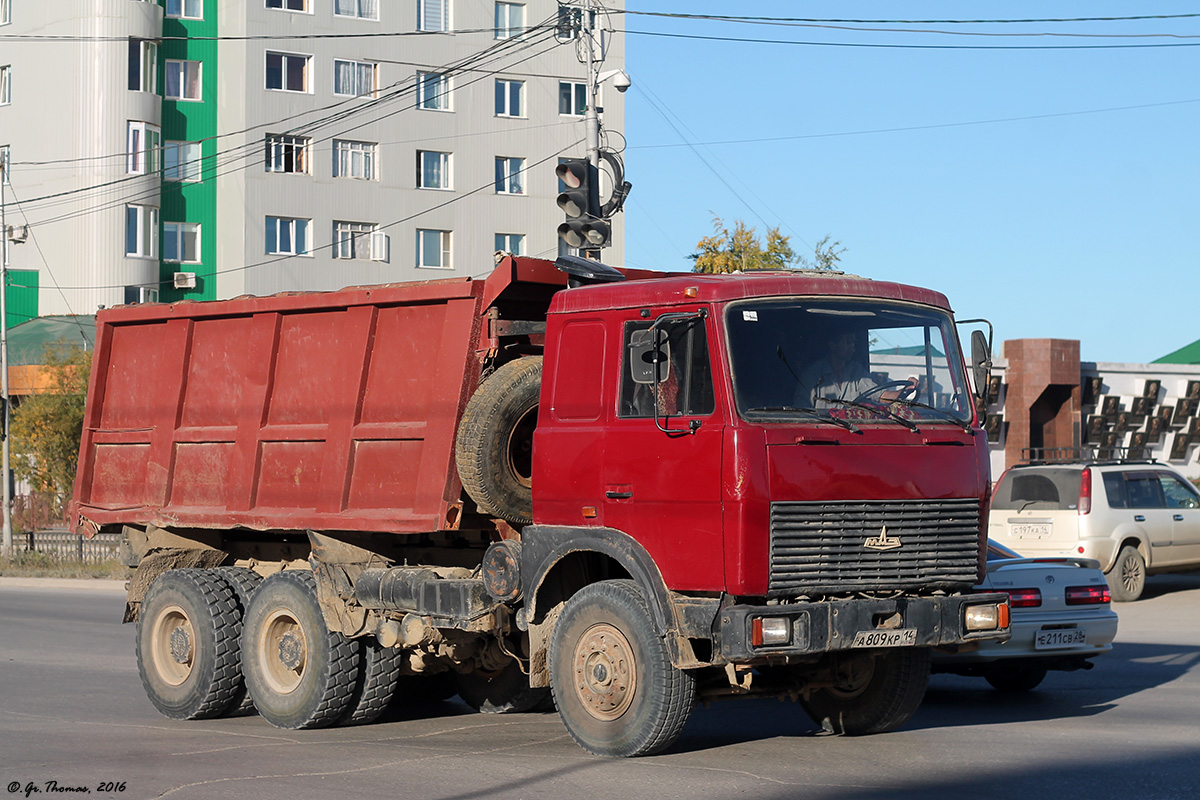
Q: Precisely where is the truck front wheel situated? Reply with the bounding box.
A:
[549,580,695,757]
[136,569,244,720]
[241,571,362,729]
[801,648,931,735]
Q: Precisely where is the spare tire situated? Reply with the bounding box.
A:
[456,357,542,524]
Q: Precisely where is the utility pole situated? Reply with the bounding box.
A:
[0,152,12,558]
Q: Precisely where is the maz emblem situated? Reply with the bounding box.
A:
[864,525,902,551]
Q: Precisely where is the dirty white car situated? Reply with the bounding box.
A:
[932,541,1118,691]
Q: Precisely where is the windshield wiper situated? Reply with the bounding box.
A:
[888,398,973,433]
[824,398,920,432]
[745,406,861,434]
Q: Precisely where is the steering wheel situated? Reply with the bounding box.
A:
[854,380,916,403]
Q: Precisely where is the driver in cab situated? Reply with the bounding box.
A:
[798,330,915,408]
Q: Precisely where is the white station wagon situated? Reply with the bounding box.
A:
[988,460,1200,601]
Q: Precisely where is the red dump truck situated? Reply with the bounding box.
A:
[70,254,1009,757]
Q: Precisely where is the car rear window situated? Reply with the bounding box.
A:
[992,468,1082,510]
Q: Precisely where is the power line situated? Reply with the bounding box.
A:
[618,11,1200,25]
[628,98,1200,150]
[620,27,1200,50]
[14,24,563,222]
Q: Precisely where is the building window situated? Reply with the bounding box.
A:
[494,156,524,195]
[266,216,310,255]
[164,141,202,182]
[165,0,203,20]
[334,0,378,19]
[559,81,586,116]
[417,150,450,189]
[333,140,377,180]
[418,0,449,32]
[495,233,524,255]
[494,79,523,117]
[0,0,9,26]
[128,40,157,93]
[495,3,524,39]
[333,59,376,98]
[417,72,451,111]
[125,204,159,259]
[0,146,9,185]
[165,60,202,101]
[163,222,201,264]
[334,221,386,261]
[266,0,308,11]
[416,229,451,269]
[265,134,311,174]
[266,52,310,93]
[126,122,161,175]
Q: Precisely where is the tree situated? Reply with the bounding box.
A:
[10,344,92,514]
[690,216,845,274]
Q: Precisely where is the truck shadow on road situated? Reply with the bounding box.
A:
[670,638,1200,751]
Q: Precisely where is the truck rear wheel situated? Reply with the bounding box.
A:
[241,571,362,730]
[136,569,243,720]
[212,566,263,716]
[801,648,931,735]
[549,580,695,757]
[455,356,542,524]
[339,640,402,726]
[455,659,552,714]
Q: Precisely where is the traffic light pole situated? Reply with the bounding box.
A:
[582,0,601,260]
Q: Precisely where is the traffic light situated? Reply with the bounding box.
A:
[555,158,592,249]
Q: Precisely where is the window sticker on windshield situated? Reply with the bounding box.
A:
[743,310,758,322]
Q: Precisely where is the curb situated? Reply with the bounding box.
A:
[0,577,127,591]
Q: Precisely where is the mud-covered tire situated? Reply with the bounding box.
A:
[136,569,243,720]
[550,580,695,757]
[1106,545,1146,602]
[984,665,1048,692]
[241,571,361,730]
[801,648,931,735]
[340,640,402,726]
[212,566,263,716]
[455,357,541,524]
[455,659,552,714]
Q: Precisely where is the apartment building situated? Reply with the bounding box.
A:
[0,0,625,319]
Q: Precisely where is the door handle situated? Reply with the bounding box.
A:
[1134,515,1145,522]
[1175,514,1185,521]
[606,490,633,500]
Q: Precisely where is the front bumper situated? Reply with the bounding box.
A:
[716,593,1010,662]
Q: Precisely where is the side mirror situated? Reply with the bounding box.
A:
[971,329,991,403]
[628,329,670,385]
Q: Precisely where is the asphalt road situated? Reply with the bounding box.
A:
[2,573,1199,800]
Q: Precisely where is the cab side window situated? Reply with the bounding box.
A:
[619,317,715,418]
[1124,471,1166,509]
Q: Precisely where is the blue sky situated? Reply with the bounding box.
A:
[618,2,1199,364]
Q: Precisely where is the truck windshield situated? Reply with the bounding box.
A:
[725,298,973,425]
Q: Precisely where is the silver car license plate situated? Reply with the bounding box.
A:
[1011,523,1051,538]
[852,628,917,648]
[1035,628,1086,650]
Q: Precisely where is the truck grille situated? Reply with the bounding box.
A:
[769,499,981,595]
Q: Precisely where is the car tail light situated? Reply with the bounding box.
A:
[1066,585,1111,605]
[1005,588,1042,608]
[1078,467,1092,515]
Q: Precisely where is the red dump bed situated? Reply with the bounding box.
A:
[70,257,570,536]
